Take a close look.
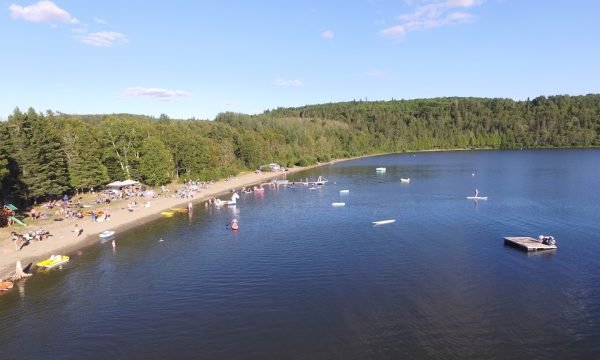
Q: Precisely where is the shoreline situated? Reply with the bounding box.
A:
[0,162,331,279]
[2,147,581,280]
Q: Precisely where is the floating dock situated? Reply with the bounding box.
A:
[504,237,557,252]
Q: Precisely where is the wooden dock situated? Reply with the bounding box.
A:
[504,237,557,252]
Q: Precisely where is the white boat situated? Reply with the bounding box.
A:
[339,189,350,194]
[376,167,386,173]
[466,188,488,200]
[99,230,115,238]
[400,178,410,183]
[331,202,345,207]
[315,176,328,186]
[372,219,396,225]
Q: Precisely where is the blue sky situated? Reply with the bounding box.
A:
[1,0,599,120]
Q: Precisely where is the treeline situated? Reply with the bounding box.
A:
[1,94,599,206]
[259,95,600,151]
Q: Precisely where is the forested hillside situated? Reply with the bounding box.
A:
[1,95,599,205]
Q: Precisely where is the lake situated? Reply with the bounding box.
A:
[1,149,599,359]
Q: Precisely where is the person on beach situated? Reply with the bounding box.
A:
[73,224,83,237]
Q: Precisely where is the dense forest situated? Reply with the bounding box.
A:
[1,94,599,206]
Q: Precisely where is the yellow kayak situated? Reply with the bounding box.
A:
[161,211,174,217]
[36,255,69,269]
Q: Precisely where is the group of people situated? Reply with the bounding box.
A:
[11,228,51,250]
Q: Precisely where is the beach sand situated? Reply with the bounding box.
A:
[0,164,325,279]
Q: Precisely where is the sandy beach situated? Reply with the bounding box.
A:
[0,163,326,279]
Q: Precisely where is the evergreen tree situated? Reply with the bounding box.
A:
[7,108,70,202]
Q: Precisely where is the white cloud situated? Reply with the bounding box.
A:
[367,71,389,80]
[75,31,128,47]
[125,87,191,102]
[274,79,304,87]
[381,0,480,39]
[321,30,335,39]
[9,0,78,24]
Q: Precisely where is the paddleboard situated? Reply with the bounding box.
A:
[372,219,396,225]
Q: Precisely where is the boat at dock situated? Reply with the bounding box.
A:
[315,176,328,186]
[504,236,557,252]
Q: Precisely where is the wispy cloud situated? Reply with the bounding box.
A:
[75,31,128,47]
[321,30,335,39]
[381,0,480,39]
[93,17,107,24]
[125,87,191,101]
[9,0,78,24]
[274,79,304,87]
[367,71,389,80]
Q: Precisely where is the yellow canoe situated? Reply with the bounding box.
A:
[36,255,70,269]
[161,211,174,217]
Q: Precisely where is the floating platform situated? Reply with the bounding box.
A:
[504,237,557,252]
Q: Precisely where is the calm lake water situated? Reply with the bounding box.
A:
[1,149,600,359]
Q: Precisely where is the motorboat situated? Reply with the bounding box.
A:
[36,255,69,269]
[538,235,557,246]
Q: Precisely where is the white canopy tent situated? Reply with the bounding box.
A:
[106,179,140,189]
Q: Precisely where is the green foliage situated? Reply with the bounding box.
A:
[139,136,174,186]
[1,94,599,206]
[50,115,109,191]
[5,108,70,202]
